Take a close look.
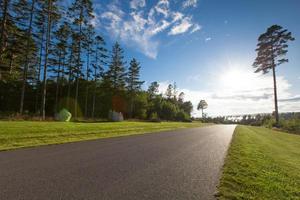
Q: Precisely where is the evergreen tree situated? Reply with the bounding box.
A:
[147,81,159,99]
[197,100,208,118]
[165,84,173,99]
[253,25,295,125]
[91,35,108,118]
[14,0,38,114]
[83,24,95,118]
[50,22,71,112]
[126,58,144,117]
[41,0,60,120]
[68,0,94,119]
[106,42,127,92]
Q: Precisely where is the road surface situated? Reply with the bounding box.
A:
[0,125,235,200]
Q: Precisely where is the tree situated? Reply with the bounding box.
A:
[165,84,173,99]
[68,0,94,119]
[91,35,107,118]
[83,24,95,118]
[253,25,295,126]
[126,58,144,118]
[106,42,127,113]
[147,81,159,99]
[106,42,127,92]
[14,0,37,114]
[197,100,208,118]
[50,22,71,112]
[178,92,184,103]
[41,0,56,120]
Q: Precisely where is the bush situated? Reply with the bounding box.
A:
[279,119,300,134]
[149,112,161,122]
[175,110,190,122]
[160,101,177,120]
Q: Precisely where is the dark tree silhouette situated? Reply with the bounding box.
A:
[197,100,208,118]
[253,25,295,126]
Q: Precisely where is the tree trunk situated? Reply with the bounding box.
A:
[272,65,279,126]
[92,68,96,119]
[41,0,52,120]
[84,46,90,118]
[20,0,36,114]
[35,24,45,114]
[55,52,62,113]
[74,7,83,120]
[202,108,203,118]
[0,0,9,61]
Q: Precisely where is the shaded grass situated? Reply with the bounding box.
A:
[218,125,300,200]
[0,121,207,151]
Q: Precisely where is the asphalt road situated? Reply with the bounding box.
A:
[0,125,236,200]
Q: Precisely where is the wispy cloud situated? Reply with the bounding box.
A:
[182,0,198,9]
[94,0,201,58]
[130,0,146,9]
[168,16,193,35]
[205,37,212,42]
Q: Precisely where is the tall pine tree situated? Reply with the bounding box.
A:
[253,25,295,125]
[68,0,94,119]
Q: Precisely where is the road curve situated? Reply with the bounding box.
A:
[0,125,235,200]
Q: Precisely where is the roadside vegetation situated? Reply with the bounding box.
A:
[0,0,194,123]
[218,125,300,199]
[0,121,207,151]
[200,112,300,134]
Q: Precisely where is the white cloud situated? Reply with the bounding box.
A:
[168,17,193,35]
[96,0,200,58]
[205,37,212,42]
[182,0,198,8]
[158,68,300,117]
[190,24,201,33]
[130,0,146,9]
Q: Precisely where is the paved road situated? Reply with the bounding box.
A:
[0,125,235,200]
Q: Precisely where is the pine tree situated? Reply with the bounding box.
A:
[91,35,108,118]
[106,42,127,113]
[41,0,60,120]
[253,25,295,126]
[106,42,127,92]
[50,22,71,112]
[126,58,144,117]
[165,84,173,99]
[83,24,95,118]
[0,0,11,65]
[14,0,38,114]
[68,0,94,119]
[197,100,208,118]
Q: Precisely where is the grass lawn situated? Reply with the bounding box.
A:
[218,125,300,200]
[0,121,207,151]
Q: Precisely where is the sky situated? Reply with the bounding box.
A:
[88,0,300,117]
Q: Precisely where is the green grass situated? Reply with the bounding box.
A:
[218,125,300,200]
[0,121,207,151]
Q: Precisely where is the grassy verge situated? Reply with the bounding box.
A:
[218,125,300,199]
[0,121,207,151]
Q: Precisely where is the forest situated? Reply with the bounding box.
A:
[0,0,193,121]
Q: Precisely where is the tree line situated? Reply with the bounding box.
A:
[0,0,193,121]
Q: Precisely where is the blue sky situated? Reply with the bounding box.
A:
[89,0,300,116]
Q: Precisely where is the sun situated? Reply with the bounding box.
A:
[220,69,251,92]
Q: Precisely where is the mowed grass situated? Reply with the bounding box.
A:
[218,125,300,200]
[0,121,207,151]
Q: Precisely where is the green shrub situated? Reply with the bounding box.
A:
[279,119,300,134]
[149,112,160,122]
[175,110,190,122]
